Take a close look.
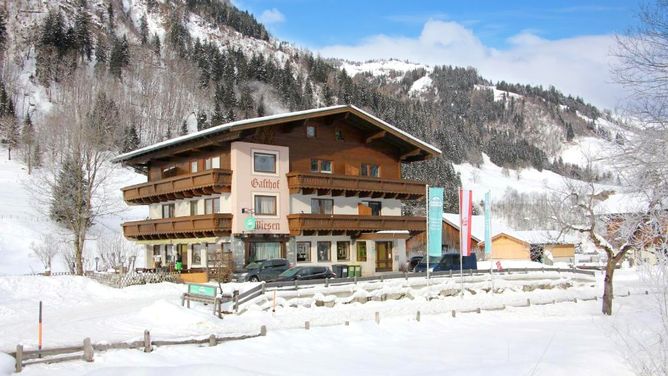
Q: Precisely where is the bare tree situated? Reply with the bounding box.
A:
[550,179,646,315]
[96,233,138,272]
[30,233,62,274]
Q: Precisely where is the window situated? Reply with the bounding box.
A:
[297,242,311,262]
[306,125,316,138]
[165,244,175,263]
[357,242,367,261]
[161,204,175,218]
[310,159,332,173]
[162,166,177,178]
[254,195,277,216]
[365,201,382,216]
[204,198,220,214]
[337,241,350,261]
[311,198,333,215]
[335,128,344,141]
[249,242,281,262]
[253,152,277,174]
[153,245,162,267]
[361,163,380,177]
[192,244,203,266]
[205,156,220,170]
[317,242,331,262]
[190,161,198,173]
[190,200,199,216]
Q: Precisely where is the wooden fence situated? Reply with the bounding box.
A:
[87,271,180,288]
[11,327,267,372]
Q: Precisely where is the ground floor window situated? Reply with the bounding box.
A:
[250,242,281,261]
[192,244,203,266]
[357,242,367,261]
[152,245,162,267]
[317,242,331,262]
[297,241,311,262]
[165,244,175,264]
[337,241,350,261]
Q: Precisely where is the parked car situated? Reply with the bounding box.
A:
[414,253,478,273]
[400,255,424,272]
[275,266,336,281]
[244,259,291,282]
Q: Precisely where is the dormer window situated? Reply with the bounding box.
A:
[311,159,332,173]
[335,128,344,141]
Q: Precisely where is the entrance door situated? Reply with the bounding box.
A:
[376,242,393,272]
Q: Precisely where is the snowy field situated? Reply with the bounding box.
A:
[0,269,661,375]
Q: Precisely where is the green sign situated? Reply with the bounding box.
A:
[188,284,217,298]
[244,216,256,231]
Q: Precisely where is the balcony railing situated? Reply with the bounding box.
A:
[287,172,425,199]
[122,169,233,205]
[122,213,233,241]
[287,214,426,236]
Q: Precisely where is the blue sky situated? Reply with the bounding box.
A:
[238,0,638,49]
[234,1,643,109]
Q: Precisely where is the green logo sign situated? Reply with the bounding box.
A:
[188,284,217,298]
[244,216,256,231]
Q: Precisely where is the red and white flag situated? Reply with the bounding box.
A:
[459,189,473,257]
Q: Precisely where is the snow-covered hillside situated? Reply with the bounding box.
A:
[0,148,146,275]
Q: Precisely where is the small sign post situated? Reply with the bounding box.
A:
[188,284,218,298]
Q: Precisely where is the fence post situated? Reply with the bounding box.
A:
[416,311,421,322]
[209,334,217,347]
[527,298,531,306]
[260,325,267,336]
[469,269,473,277]
[305,321,310,330]
[375,312,380,324]
[325,278,329,288]
[83,338,94,362]
[404,272,408,280]
[354,276,357,284]
[476,307,481,314]
[451,310,456,318]
[233,290,240,313]
[345,321,349,326]
[15,344,23,373]
[143,330,152,353]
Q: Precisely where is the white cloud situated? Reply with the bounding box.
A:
[318,20,623,110]
[259,8,285,25]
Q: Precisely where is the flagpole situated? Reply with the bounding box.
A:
[459,189,464,299]
[425,184,430,284]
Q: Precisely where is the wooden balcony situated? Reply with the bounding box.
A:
[287,172,425,200]
[122,169,233,205]
[287,214,426,236]
[122,214,233,241]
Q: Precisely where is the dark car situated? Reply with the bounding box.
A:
[275,266,335,281]
[244,259,291,282]
[414,253,478,273]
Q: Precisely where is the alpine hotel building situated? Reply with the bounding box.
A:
[114,105,441,277]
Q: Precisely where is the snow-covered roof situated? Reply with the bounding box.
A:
[112,105,442,164]
[441,213,579,245]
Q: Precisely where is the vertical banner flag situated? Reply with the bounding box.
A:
[427,187,444,257]
[484,191,492,255]
[459,189,473,257]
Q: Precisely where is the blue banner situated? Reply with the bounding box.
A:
[484,191,491,254]
[427,187,444,257]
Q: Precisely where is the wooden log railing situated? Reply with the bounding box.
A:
[122,213,233,240]
[287,172,425,199]
[287,214,426,235]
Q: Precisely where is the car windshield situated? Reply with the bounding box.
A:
[246,261,265,270]
[279,268,303,277]
[419,256,441,264]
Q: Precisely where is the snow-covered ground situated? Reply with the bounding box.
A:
[0,269,659,375]
[0,148,146,275]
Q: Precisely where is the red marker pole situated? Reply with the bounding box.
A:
[38,301,43,358]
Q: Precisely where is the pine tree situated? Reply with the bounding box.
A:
[151,33,161,57]
[49,155,91,228]
[257,95,266,117]
[32,141,42,169]
[211,102,224,127]
[74,5,93,61]
[109,35,130,78]
[139,14,149,45]
[197,110,209,130]
[180,120,188,136]
[107,2,114,29]
[122,124,140,152]
[21,113,35,174]
[566,123,574,141]
[227,108,235,122]
[95,36,107,66]
[239,85,254,119]
[0,9,7,54]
